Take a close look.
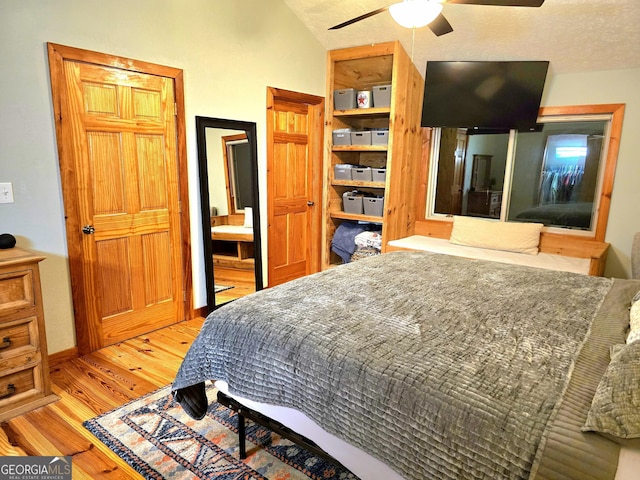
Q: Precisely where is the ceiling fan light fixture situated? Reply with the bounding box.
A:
[389,0,443,29]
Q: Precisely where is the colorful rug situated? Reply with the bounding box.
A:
[83,383,357,479]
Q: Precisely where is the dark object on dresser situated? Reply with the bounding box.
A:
[0,233,16,249]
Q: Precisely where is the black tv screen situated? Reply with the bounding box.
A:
[421,61,549,130]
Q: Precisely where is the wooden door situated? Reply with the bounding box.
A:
[48,44,191,354]
[435,127,466,215]
[451,129,468,214]
[266,88,324,287]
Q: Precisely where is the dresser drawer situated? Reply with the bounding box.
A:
[0,365,40,408]
[0,268,36,316]
[0,316,38,359]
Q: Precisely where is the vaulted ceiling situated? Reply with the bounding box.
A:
[282,0,640,78]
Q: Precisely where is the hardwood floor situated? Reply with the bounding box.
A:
[0,317,205,479]
[215,279,256,306]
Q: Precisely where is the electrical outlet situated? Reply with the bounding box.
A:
[0,183,15,204]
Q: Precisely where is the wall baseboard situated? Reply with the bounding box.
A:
[48,347,79,370]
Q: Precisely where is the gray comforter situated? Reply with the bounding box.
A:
[173,251,634,480]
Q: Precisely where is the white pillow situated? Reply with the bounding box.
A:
[243,206,253,229]
[628,301,640,345]
[450,216,543,255]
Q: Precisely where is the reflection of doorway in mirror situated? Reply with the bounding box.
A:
[223,134,253,214]
[434,128,467,215]
[471,154,493,191]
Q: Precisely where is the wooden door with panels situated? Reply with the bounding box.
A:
[48,44,192,354]
[266,87,324,287]
[434,128,467,215]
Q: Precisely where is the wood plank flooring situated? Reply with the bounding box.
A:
[0,317,205,479]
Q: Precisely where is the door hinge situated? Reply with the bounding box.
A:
[174,103,178,116]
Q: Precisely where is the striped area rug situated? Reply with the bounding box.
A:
[83,383,357,479]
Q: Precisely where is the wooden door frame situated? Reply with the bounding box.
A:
[47,43,194,352]
[266,87,325,284]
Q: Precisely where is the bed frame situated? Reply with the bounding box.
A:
[216,390,349,470]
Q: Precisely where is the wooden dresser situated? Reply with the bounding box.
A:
[0,247,57,421]
[467,190,503,218]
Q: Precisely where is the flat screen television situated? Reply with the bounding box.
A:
[421,61,549,130]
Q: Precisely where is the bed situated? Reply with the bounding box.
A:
[514,202,594,230]
[172,250,640,480]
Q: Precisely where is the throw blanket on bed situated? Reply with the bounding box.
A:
[173,251,617,480]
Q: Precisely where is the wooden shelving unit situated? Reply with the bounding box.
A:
[323,41,425,267]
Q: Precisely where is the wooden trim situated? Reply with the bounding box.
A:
[538,103,625,242]
[416,128,432,220]
[47,43,183,78]
[46,43,194,352]
[48,347,79,369]
[173,70,194,321]
[194,305,209,319]
[326,42,396,62]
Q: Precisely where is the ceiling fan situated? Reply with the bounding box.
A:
[329,0,545,37]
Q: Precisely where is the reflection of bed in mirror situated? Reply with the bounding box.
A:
[514,202,593,230]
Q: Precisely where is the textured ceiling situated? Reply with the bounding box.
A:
[282,0,640,78]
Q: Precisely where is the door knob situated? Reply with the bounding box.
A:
[307,201,315,206]
[82,225,96,234]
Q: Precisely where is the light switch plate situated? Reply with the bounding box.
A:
[0,183,15,204]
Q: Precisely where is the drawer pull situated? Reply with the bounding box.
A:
[0,337,11,350]
[0,384,16,399]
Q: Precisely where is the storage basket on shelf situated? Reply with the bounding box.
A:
[342,191,364,214]
[351,166,372,182]
[363,196,384,217]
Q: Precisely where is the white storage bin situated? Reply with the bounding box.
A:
[372,168,386,182]
[350,131,372,146]
[371,130,389,145]
[351,166,372,182]
[342,191,363,214]
[332,129,351,146]
[334,88,357,110]
[363,196,384,217]
[334,164,352,180]
[372,85,392,108]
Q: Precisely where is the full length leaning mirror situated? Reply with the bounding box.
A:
[196,116,263,313]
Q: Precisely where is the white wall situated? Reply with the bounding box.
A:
[542,68,640,278]
[0,0,326,354]
[2,0,638,356]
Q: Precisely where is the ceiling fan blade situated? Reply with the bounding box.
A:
[429,13,454,36]
[328,6,390,30]
[446,0,544,6]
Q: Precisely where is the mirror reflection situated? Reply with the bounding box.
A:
[196,117,263,313]
[432,119,607,231]
[508,121,605,230]
[434,128,508,219]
